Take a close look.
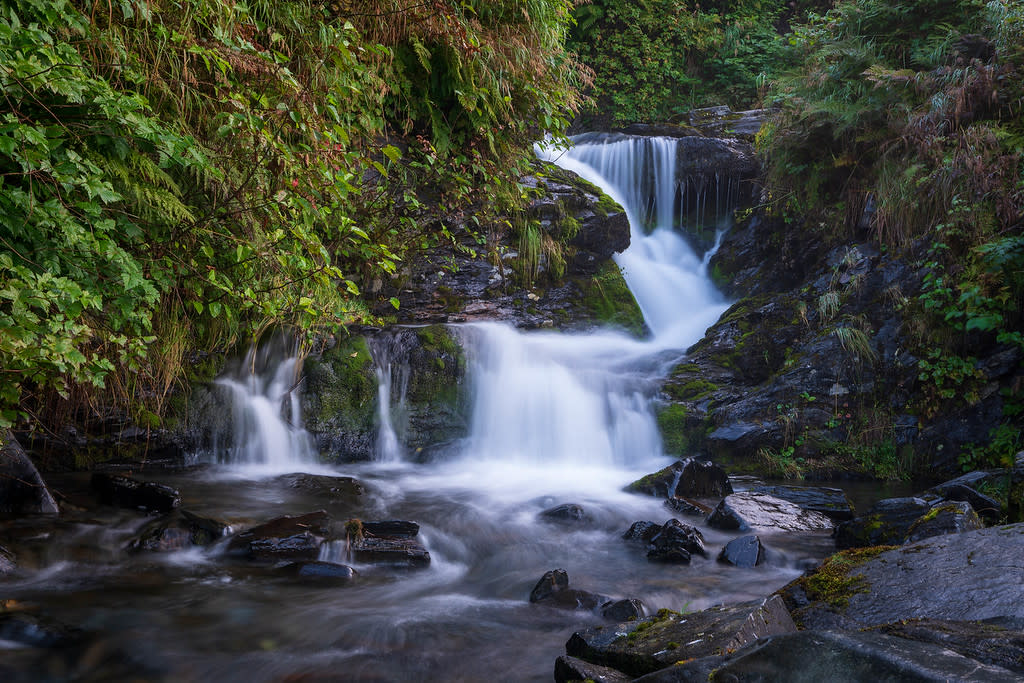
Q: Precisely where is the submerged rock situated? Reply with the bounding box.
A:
[227,510,329,561]
[717,534,766,568]
[529,569,609,611]
[127,509,230,552]
[278,560,358,582]
[0,434,59,515]
[752,485,856,522]
[565,596,796,678]
[276,473,365,498]
[706,492,833,532]
[90,472,181,513]
[540,503,587,523]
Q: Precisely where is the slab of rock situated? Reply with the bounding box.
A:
[626,459,732,498]
[905,501,983,543]
[0,434,59,515]
[349,535,430,568]
[706,492,833,532]
[565,595,796,677]
[873,618,1024,675]
[227,510,329,561]
[279,560,358,582]
[90,472,181,513]
[275,473,365,499]
[529,569,608,610]
[126,509,231,552]
[637,630,1020,682]
[362,520,419,538]
[834,497,933,549]
[554,655,631,683]
[664,496,711,517]
[752,485,856,522]
[717,535,766,568]
[646,519,707,563]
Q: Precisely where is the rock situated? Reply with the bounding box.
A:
[622,521,661,543]
[279,561,358,582]
[126,509,231,552]
[554,655,632,683]
[227,510,329,561]
[90,472,181,513]
[362,520,419,538]
[601,599,646,622]
[663,496,711,517]
[717,535,766,568]
[0,611,84,648]
[874,618,1024,675]
[529,569,609,611]
[0,433,59,515]
[929,475,1003,523]
[834,497,934,549]
[706,492,833,532]
[1012,452,1024,522]
[540,503,587,523]
[349,535,431,568]
[0,544,15,574]
[642,630,1020,682]
[276,473,365,498]
[783,524,1024,628]
[752,485,856,522]
[646,519,707,563]
[626,458,732,498]
[565,595,796,678]
[904,501,984,543]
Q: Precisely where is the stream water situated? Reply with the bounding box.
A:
[3,136,883,682]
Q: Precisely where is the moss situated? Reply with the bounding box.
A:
[578,261,645,336]
[657,404,690,455]
[416,324,460,356]
[304,334,377,434]
[664,379,719,402]
[800,545,898,609]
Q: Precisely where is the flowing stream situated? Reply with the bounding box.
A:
[4,136,862,682]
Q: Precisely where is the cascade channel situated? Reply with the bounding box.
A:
[4,136,849,682]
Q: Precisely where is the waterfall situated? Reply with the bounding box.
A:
[212,340,317,470]
[368,334,411,462]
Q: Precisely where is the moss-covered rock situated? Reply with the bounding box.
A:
[577,262,646,336]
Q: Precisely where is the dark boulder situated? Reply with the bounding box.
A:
[626,459,732,498]
[601,598,646,622]
[529,568,609,611]
[227,510,329,561]
[540,503,587,523]
[349,535,430,568]
[706,492,833,532]
[664,496,711,517]
[362,520,419,538]
[90,472,181,514]
[0,434,59,515]
[717,535,766,568]
[126,509,231,552]
[639,629,1020,682]
[565,596,796,678]
[622,521,662,543]
[928,474,1003,523]
[646,519,707,563]
[752,485,856,522]
[905,501,984,543]
[278,561,358,582]
[834,497,933,549]
[554,655,632,683]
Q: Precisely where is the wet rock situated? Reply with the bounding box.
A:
[642,630,1020,682]
[276,473,365,499]
[663,496,711,517]
[554,655,632,683]
[601,598,646,622]
[227,510,329,561]
[905,501,984,543]
[349,535,431,568]
[0,544,15,574]
[529,569,609,610]
[752,485,856,522]
[706,492,833,532]
[622,521,661,543]
[834,497,933,549]
[279,560,358,582]
[126,509,231,552]
[646,519,707,563]
[626,458,732,498]
[0,433,59,515]
[540,503,587,523]
[873,618,1024,675]
[90,472,181,513]
[929,475,1003,523]
[784,524,1024,628]
[362,520,419,538]
[565,595,796,677]
[717,535,766,568]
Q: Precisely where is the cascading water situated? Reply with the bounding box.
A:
[212,341,317,471]
[368,335,412,462]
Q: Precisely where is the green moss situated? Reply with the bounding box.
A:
[416,325,460,355]
[800,546,897,609]
[304,334,377,436]
[578,262,645,336]
[664,379,719,402]
[657,404,690,455]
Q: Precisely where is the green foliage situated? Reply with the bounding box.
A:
[0,0,586,435]
[568,0,795,125]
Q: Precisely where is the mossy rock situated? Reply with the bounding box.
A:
[577,262,646,337]
[656,404,692,456]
